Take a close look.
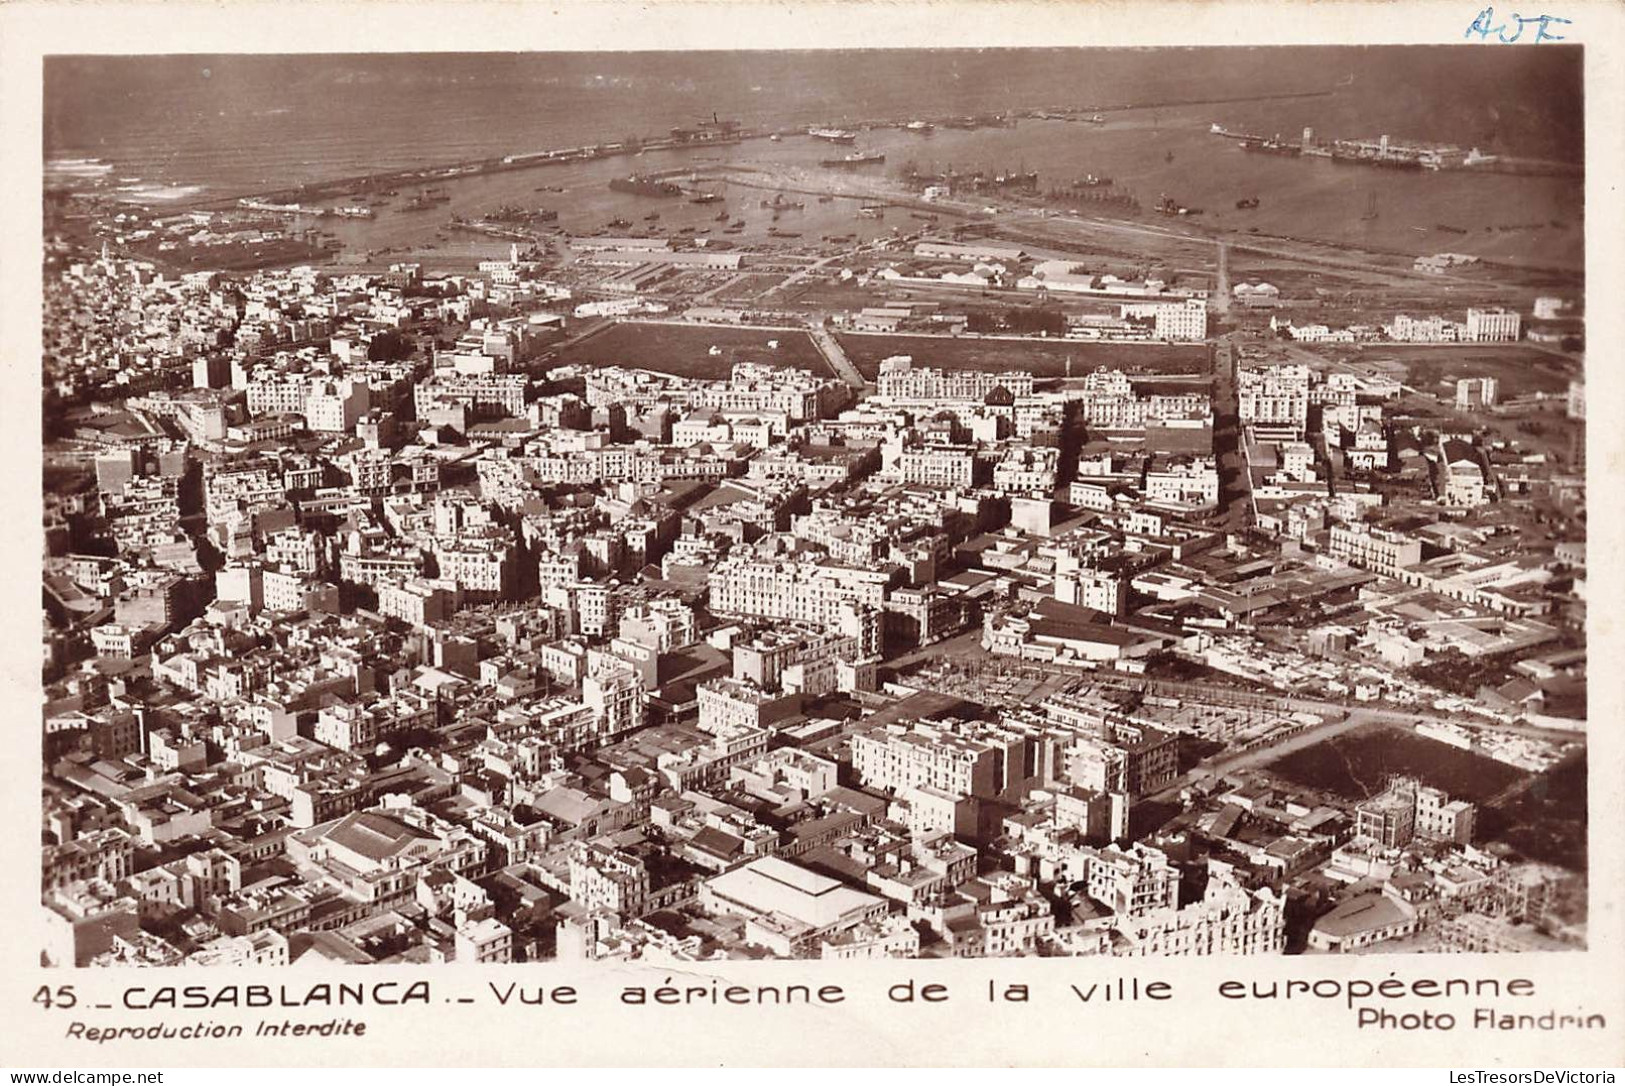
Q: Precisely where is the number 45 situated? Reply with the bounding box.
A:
[33,984,77,1009]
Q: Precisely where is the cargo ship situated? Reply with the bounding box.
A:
[1240,138,1302,157]
[481,205,558,224]
[608,174,684,197]
[821,151,887,168]
[1331,147,1424,170]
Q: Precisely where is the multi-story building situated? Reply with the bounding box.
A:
[897,445,976,489]
[849,719,1031,803]
[697,677,802,736]
[875,357,1035,402]
[617,599,695,653]
[1327,523,1424,578]
[1464,307,1522,342]
[1355,781,1419,848]
[1455,376,1499,411]
[707,558,891,629]
[304,377,371,433]
[1077,842,1180,917]
[582,656,645,738]
[568,844,650,919]
[1357,777,1475,847]
[1144,457,1220,506]
[1151,298,1208,342]
[1237,365,1311,434]
[1113,869,1286,956]
[414,373,528,421]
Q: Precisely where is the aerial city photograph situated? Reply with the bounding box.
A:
[39,47,1586,968]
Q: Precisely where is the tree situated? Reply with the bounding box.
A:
[368,329,414,362]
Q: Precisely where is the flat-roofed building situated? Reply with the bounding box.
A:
[699,855,890,956]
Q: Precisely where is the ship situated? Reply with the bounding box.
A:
[1075,174,1113,188]
[689,191,723,203]
[1330,147,1423,170]
[1085,114,1106,124]
[1240,138,1302,157]
[607,217,632,229]
[481,204,556,224]
[989,169,1038,189]
[905,120,935,133]
[821,151,887,168]
[1235,197,1260,210]
[1155,194,1202,216]
[808,127,858,144]
[608,174,684,197]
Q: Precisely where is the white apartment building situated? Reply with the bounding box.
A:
[1152,298,1208,342]
[1113,874,1286,956]
[1388,314,1457,343]
[1455,376,1499,410]
[1464,307,1521,342]
[1237,366,1310,433]
[1327,523,1424,577]
[1054,566,1128,616]
[304,377,371,433]
[875,357,1035,401]
[1144,458,1220,506]
[413,373,528,420]
[897,446,976,489]
[850,724,1000,799]
[707,559,891,628]
[993,446,1061,496]
[1076,842,1180,917]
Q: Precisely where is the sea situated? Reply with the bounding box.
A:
[43,48,1586,271]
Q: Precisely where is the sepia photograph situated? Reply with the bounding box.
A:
[37,41,1589,977]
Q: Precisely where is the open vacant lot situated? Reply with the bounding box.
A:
[1315,344,1581,398]
[1475,751,1587,872]
[556,321,824,379]
[836,333,1211,380]
[1264,723,1524,804]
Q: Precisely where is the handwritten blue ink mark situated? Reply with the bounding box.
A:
[1466,7,1572,42]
